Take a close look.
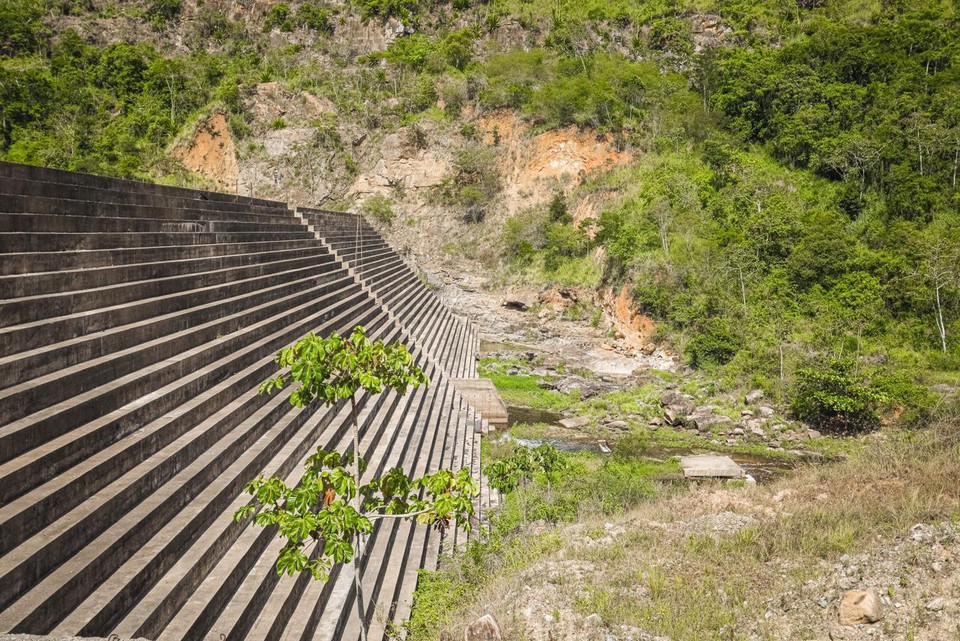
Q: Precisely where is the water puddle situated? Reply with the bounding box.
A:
[505,434,608,454]
[507,405,564,428]
[498,406,797,483]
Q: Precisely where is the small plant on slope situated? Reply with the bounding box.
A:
[484,443,566,494]
[234,326,478,639]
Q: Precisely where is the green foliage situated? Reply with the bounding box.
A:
[432,147,500,223]
[259,326,428,407]
[238,326,477,584]
[146,0,181,29]
[791,360,889,434]
[235,448,478,581]
[355,0,417,20]
[484,444,566,494]
[263,3,293,32]
[687,318,743,368]
[0,0,49,56]
[295,3,333,33]
[360,195,395,226]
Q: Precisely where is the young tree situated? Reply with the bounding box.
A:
[234,326,478,639]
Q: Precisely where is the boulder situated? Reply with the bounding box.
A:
[745,389,765,404]
[839,589,883,625]
[659,390,683,406]
[607,420,629,430]
[559,416,590,429]
[757,406,775,417]
[465,613,503,641]
[692,414,733,431]
[663,407,680,425]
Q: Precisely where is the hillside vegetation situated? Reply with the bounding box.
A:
[3,0,958,427]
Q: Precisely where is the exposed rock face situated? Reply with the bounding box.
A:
[839,589,883,625]
[465,613,503,641]
[596,285,657,354]
[474,110,633,216]
[352,127,450,197]
[745,389,765,404]
[171,111,238,191]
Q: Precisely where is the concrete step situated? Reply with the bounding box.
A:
[0,212,302,235]
[0,283,372,494]
[316,378,464,641]
[0,268,343,388]
[0,271,356,425]
[0,238,321,276]
[0,175,291,218]
[0,243,332,301]
[0,305,389,625]
[0,161,285,210]
[0,229,312,253]
[0,252,332,329]
[200,352,430,641]
[0,193,298,226]
[0,255,339,356]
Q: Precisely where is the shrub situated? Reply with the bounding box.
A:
[295,3,333,33]
[360,195,395,226]
[687,317,743,368]
[146,0,181,29]
[791,360,889,434]
[263,3,293,32]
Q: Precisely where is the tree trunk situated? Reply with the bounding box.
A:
[935,280,948,354]
[738,265,747,315]
[779,342,784,382]
[349,395,368,641]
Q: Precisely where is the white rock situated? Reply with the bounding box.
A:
[839,589,883,625]
[465,613,503,641]
[584,613,603,627]
[926,597,946,612]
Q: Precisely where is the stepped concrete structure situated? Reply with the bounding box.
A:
[0,161,494,640]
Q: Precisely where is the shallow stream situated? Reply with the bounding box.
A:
[504,405,795,483]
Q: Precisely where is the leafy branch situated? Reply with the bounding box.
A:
[234,326,477,639]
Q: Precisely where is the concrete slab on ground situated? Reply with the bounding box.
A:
[679,454,745,478]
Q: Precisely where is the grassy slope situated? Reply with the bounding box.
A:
[411,421,960,640]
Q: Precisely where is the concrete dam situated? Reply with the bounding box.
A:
[0,161,492,640]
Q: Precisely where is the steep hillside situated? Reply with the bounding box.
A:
[3,0,960,423]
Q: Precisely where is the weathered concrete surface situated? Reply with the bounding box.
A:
[453,378,508,429]
[679,454,745,479]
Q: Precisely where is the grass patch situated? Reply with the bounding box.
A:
[482,371,578,410]
[422,420,960,640]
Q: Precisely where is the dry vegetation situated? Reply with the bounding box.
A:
[412,421,960,640]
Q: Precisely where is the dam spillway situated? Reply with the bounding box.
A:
[0,161,486,640]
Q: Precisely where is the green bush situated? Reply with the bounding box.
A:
[295,3,333,33]
[146,0,181,29]
[791,360,889,434]
[687,318,743,368]
[264,3,293,32]
[360,195,395,226]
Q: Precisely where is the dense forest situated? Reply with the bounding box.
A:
[2,0,959,428]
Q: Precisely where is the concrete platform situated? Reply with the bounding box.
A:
[679,454,745,479]
[452,378,508,429]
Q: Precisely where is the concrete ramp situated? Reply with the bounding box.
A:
[452,378,508,429]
